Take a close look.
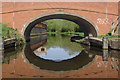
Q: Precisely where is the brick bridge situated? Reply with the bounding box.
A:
[1,2,119,41]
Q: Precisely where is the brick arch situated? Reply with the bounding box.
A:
[22,12,100,41]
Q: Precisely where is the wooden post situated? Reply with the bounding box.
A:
[7,30,10,38]
[102,37,108,49]
[14,33,17,40]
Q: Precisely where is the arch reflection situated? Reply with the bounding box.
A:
[23,34,97,71]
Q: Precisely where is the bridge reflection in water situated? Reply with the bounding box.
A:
[2,34,120,78]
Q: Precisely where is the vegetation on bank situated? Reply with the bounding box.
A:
[98,33,120,41]
[1,23,14,39]
[47,32,84,36]
[42,19,83,33]
[0,23,24,44]
[1,23,17,38]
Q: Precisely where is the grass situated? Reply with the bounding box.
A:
[97,33,120,41]
[114,38,120,41]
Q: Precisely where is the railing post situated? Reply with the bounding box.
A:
[102,37,108,50]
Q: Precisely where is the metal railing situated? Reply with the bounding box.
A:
[111,16,119,35]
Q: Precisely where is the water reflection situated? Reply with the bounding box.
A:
[2,46,23,64]
[24,43,96,71]
[38,47,80,62]
[33,34,84,62]
[2,34,120,78]
[23,34,119,72]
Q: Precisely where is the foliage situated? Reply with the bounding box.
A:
[0,23,14,39]
[47,32,84,37]
[1,23,24,40]
[98,32,119,41]
[98,33,115,38]
[114,38,120,41]
[0,23,25,45]
[42,19,83,33]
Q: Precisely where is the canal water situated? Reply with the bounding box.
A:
[2,34,120,78]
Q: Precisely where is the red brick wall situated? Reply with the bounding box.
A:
[1,2,118,35]
[2,54,118,78]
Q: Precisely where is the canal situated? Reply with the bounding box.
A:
[2,34,120,79]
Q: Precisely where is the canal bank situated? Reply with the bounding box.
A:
[4,38,24,49]
[1,23,25,50]
[0,37,24,50]
[72,36,120,50]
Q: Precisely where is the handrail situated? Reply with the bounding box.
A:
[111,16,119,35]
[112,22,119,29]
[112,16,119,25]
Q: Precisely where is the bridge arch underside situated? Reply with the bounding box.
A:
[23,12,99,41]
